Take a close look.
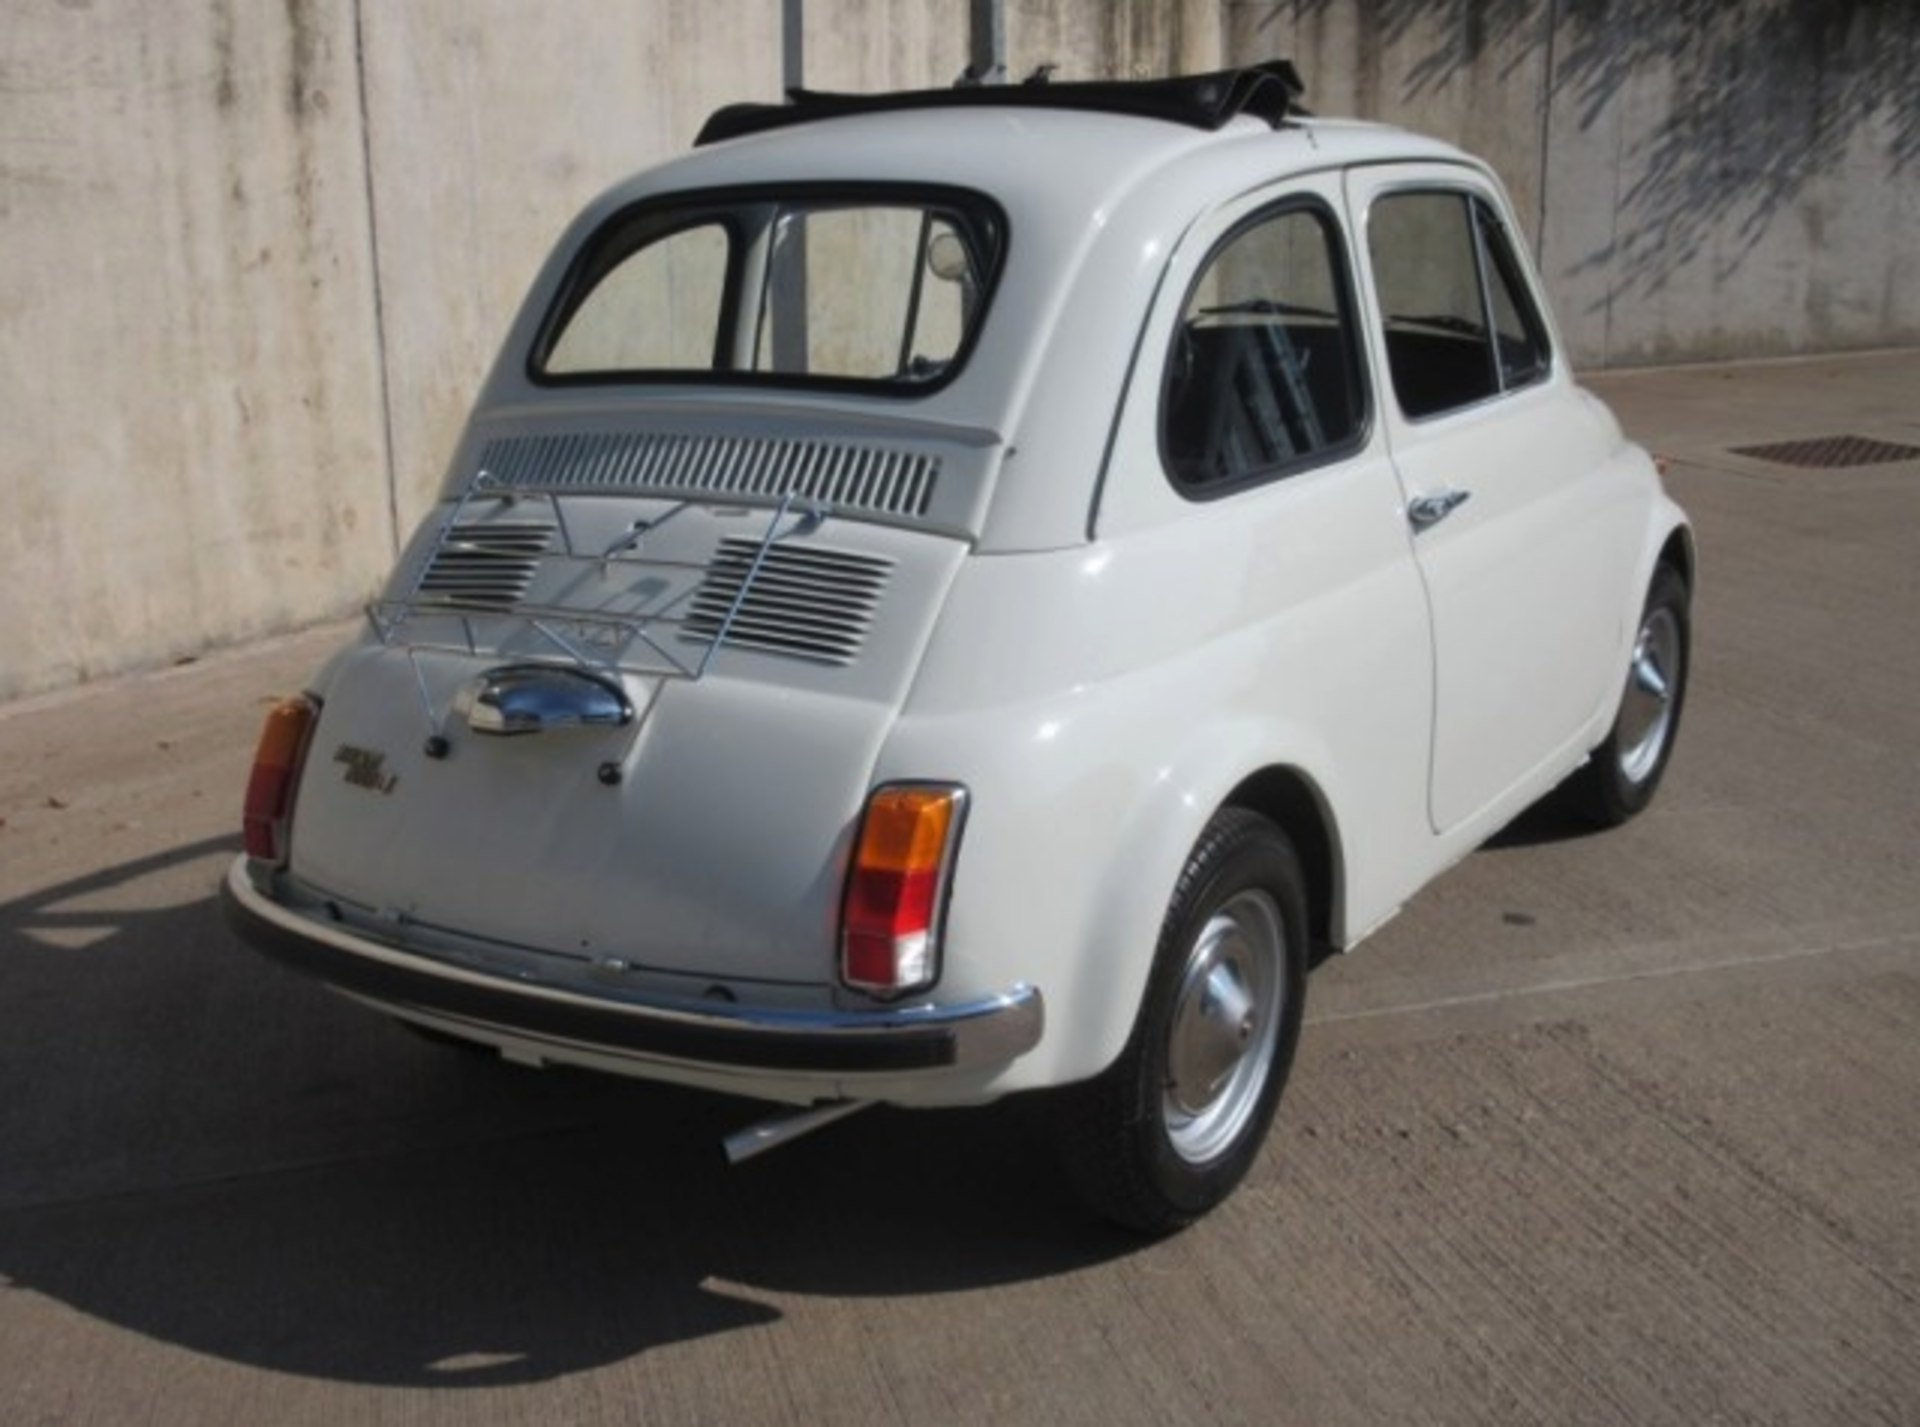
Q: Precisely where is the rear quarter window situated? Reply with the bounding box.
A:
[1162,200,1369,494]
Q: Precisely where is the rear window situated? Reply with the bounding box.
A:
[532,187,1005,394]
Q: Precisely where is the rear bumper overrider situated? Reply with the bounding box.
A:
[222,858,1043,1079]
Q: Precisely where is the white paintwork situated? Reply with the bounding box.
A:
[1343,162,1647,832]
[236,96,1690,1110]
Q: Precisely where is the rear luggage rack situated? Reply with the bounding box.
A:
[367,470,869,748]
[371,475,837,681]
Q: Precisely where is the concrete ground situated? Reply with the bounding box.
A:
[2,351,1916,1425]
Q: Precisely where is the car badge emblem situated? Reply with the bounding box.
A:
[333,744,398,795]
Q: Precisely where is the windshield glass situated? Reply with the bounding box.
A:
[533,187,1005,393]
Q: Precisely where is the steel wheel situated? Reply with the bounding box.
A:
[1615,603,1682,787]
[1163,890,1286,1165]
[1053,809,1308,1234]
[1565,563,1691,827]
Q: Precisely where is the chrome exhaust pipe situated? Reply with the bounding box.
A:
[722,1100,874,1165]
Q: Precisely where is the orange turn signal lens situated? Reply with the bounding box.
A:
[856,786,961,872]
[841,784,967,997]
[242,694,319,865]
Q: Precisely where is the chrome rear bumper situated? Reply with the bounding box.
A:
[222,858,1042,1078]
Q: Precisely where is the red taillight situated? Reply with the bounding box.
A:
[840,784,967,997]
[242,695,319,865]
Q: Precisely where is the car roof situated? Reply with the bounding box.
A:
[662,61,1470,195]
[591,102,1468,254]
[478,72,1488,550]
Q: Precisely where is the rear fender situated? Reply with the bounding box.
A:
[1031,718,1344,1088]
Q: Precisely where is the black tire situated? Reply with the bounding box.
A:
[1567,563,1691,827]
[1054,809,1309,1234]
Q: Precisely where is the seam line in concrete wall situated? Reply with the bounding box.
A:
[783,0,804,90]
[1600,24,1628,373]
[1534,0,1558,267]
[352,0,402,559]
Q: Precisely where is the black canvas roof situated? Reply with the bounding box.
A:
[695,60,1307,148]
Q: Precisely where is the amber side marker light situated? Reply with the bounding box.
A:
[242,694,319,865]
[841,784,968,997]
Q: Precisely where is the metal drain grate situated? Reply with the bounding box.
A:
[1730,434,1920,469]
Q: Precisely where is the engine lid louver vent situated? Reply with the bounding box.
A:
[477,432,941,521]
[684,540,893,667]
[417,522,553,608]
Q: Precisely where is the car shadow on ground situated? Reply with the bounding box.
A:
[1483,787,1605,850]
[0,839,1139,1387]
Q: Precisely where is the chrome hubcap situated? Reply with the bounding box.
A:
[1164,890,1285,1165]
[1616,605,1681,785]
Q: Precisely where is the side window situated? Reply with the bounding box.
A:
[1163,202,1366,492]
[1367,190,1551,419]
[1482,209,1551,390]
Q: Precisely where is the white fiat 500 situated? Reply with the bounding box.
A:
[226,63,1692,1231]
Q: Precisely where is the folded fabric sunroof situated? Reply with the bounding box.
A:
[696,60,1307,147]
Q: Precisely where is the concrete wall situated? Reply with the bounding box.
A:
[2,0,1912,701]
[357,5,781,545]
[1537,0,1920,365]
[4,1,389,698]
[1232,0,1920,366]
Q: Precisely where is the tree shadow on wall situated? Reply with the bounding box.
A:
[1248,0,1919,297]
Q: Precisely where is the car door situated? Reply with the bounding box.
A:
[1345,163,1631,834]
[1091,172,1440,936]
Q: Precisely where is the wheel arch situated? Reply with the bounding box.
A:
[1221,765,1344,956]
[1658,522,1696,591]
[1042,742,1350,1091]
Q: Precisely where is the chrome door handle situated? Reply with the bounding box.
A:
[1408,488,1472,531]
